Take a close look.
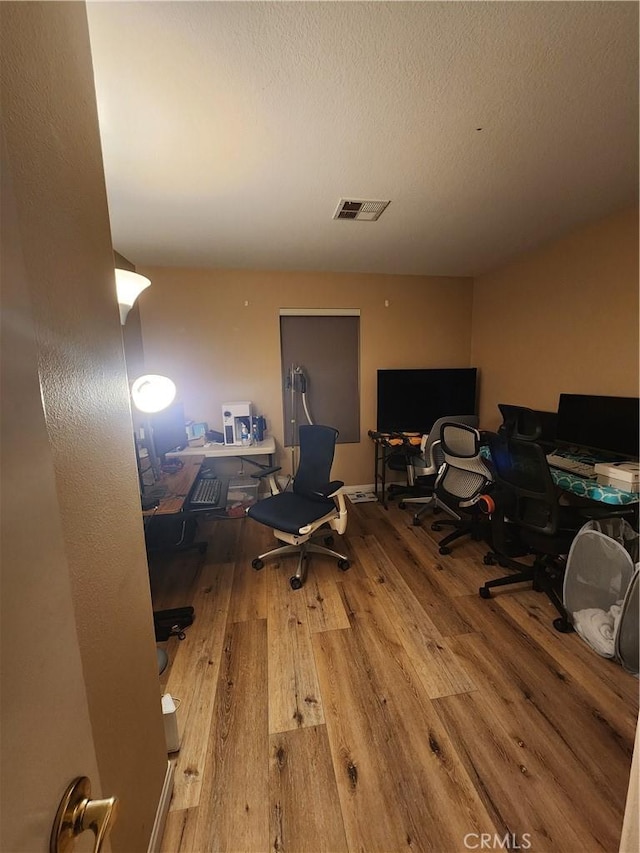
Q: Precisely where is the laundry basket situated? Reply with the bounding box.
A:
[563,517,639,674]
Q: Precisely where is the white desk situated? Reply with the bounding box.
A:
[167,436,276,467]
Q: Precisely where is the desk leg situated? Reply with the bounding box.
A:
[373,441,388,509]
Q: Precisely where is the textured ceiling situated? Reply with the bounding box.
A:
[87,1,638,277]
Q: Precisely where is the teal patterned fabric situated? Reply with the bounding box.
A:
[550,469,638,505]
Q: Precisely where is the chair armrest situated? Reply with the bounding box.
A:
[251,466,282,496]
[310,480,344,499]
[412,439,441,476]
[250,466,282,480]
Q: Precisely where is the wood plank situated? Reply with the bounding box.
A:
[302,556,351,634]
[267,563,325,733]
[494,587,640,727]
[227,516,269,622]
[446,630,631,851]
[163,533,236,811]
[349,533,477,698]
[313,580,497,852]
[447,596,636,842]
[433,691,604,852]
[192,619,269,852]
[159,806,198,853]
[397,518,504,599]
[269,725,348,853]
[348,520,476,637]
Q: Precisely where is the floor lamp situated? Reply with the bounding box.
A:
[131,373,177,489]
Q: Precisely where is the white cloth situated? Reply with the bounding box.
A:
[572,607,616,657]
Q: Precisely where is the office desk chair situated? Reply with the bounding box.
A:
[247,424,350,590]
[497,403,543,441]
[430,422,494,555]
[497,403,558,452]
[385,435,423,502]
[479,433,632,630]
[400,415,479,525]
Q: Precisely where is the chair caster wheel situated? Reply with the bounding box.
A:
[412,517,422,526]
[198,543,208,555]
[439,546,451,555]
[290,576,303,590]
[324,535,334,547]
[431,523,442,532]
[252,558,264,570]
[338,559,350,571]
[553,617,573,633]
[398,501,406,509]
[483,554,496,565]
[479,587,491,599]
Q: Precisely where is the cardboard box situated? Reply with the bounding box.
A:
[594,461,639,492]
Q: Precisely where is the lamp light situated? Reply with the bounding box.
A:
[131,373,177,484]
[115,268,151,325]
[131,374,176,414]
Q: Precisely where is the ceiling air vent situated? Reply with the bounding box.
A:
[333,198,390,221]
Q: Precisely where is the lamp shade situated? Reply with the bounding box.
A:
[115,268,151,324]
[131,374,176,413]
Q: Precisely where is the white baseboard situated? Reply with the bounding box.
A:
[147,760,175,853]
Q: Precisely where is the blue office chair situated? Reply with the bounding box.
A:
[247,424,350,589]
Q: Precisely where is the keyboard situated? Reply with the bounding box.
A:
[546,454,597,479]
[190,476,228,507]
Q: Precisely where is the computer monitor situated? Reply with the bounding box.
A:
[150,401,188,460]
[555,394,640,459]
[376,368,477,433]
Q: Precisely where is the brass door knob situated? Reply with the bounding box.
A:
[50,776,118,853]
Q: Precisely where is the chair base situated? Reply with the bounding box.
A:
[410,497,461,527]
[479,554,573,632]
[252,537,350,589]
[433,513,487,555]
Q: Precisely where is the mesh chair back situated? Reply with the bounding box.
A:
[293,424,338,499]
[487,432,559,536]
[498,404,543,441]
[417,415,479,473]
[437,422,492,501]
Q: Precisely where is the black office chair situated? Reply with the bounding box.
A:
[386,435,424,502]
[498,403,543,441]
[497,403,558,451]
[479,432,631,630]
[399,415,479,525]
[430,422,494,555]
[247,424,350,589]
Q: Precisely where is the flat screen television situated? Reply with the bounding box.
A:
[150,401,188,459]
[376,368,477,434]
[555,394,640,459]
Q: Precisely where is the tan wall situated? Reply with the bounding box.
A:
[137,268,474,484]
[471,207,640,432]
[1,3,166,850]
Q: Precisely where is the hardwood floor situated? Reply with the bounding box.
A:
[151,499,638,853]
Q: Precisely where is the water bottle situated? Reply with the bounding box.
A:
[240,422,251,446]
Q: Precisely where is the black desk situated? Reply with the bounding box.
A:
[369,430,422,508]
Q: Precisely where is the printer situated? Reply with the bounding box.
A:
[593,461,640,493]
